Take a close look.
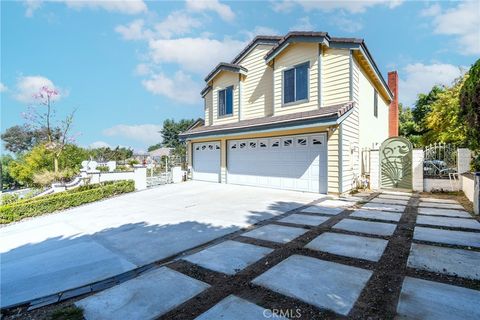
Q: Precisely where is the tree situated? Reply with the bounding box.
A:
[459,58,480,152]
[160,119,195,148]
[398,103,422,147]
[147,143,162,152]
[423,75,468,146]
[89,146,133,162]
[1,125,61,154]
[1,155,16,190]
[412,86,443,136]
[23,86,75,173]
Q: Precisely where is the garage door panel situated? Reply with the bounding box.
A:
[193,142,220,182]
[227,133,328,193]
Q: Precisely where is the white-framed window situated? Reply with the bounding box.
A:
[218,86,233,117]
[283,62,309,105]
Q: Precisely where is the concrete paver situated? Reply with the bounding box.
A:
[397,277,480,320]
[350,209,401,222]
[183,241,273,275]
[414,227,480,248]
[377,194,411,201]
[407,243,480,280]
[381,191,412,196]
[306,232,388,261]
[420,197,459,204]
[278,214,330,226]
[319,199,356,208]
[195,295,286,320]
[333,219,397,236]
[370,198,409,206]
[300,205,344,216]
[418,202,465,210]
[252,255,372,315]
[416,216,480,230]
[417,207,471,218]
[76,267,209,320]
[242,225,308,244]
[362,202,406,213]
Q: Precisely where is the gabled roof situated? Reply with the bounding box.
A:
[204,63,248,83]
[180,102,355,139]
[230,35,283,64]
[264,31,329,62]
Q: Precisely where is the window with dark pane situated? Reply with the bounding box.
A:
[218,86,233,116]
[283,62,309,105]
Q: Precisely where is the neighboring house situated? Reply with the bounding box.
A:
[180,31,399,194]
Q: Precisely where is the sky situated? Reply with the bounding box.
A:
[1,0,479,152]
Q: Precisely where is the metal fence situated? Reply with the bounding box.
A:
[423,143,457,178]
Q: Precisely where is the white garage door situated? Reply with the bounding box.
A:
[227,133,328,193]
[192,142,221,182]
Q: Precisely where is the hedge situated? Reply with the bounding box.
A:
[0,180,135,224]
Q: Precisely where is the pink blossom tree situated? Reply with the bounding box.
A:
[22,86,76,173]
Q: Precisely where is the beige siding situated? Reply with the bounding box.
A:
[273,43,319,116]
[340,106,360,193]
[356,57,389,149]
[204,91,212,126]
[212,72,239,125]
[327,126,340,194]
[352,55,360,103]
[238,44,274,119]
[322,48,351,106]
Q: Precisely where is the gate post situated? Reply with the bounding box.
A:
[457,148,471,174]
[370,150,380,190]
[134,166,147,191]
[412,149,424,192]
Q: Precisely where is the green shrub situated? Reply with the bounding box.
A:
[96,166,110,172]
[115,165,132,172]
[0,180,134,224]
[1,193,19,205]
[128,159,139,166]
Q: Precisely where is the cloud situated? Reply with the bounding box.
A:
[103,124,162,144]
[23,0,42,17]
[154,11,202,39]
[0,82,7,93]
[134,63,152,76]
[291,16,314,30]
[115,19,152,40]
[272,0,403,14]
[186,0,235,21]
[14,75,62,103]
[427,1,480,55]
[331,15,363,33]
[142,71,201,105]
[89,141,113,149]
[420,3,441,17]
[148,37,246,75]
[23,0,147,17]
[398,63,466,107]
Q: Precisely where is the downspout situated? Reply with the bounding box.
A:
[318,43,322,108]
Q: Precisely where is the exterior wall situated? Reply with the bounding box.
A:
[211,72,240,125]
[462,174,475,203]
[273,43,319,116]
[204,91,213,126]
[356,57,389,150]
[327,126,340,194]
[458,148,472,174]
[424,178,461,192]
[340,107,360,193]
[187,124,340,194]
[238,44,274,119]
[322,48,350,106]
[412,149,424,192]
[369,150,380,190]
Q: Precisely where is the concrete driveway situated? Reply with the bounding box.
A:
[0,181,322,308]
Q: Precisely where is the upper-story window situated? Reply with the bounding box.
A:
[283,62,309,105]
[373,89,378,118]
[218,86,233,117]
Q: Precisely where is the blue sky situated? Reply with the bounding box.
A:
[1,0,479,152]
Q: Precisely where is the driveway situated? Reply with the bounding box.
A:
[0,181,323,308]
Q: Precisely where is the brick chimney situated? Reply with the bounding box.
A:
[388,71,399,137]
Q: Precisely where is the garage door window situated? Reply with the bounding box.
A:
[297,138,307,146]
[283,139,293,147]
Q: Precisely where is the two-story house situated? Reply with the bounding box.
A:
[180,31,399,194]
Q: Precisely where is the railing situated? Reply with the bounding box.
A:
[423,143,457,178]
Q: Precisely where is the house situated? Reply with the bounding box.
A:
[180,31,399,194]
